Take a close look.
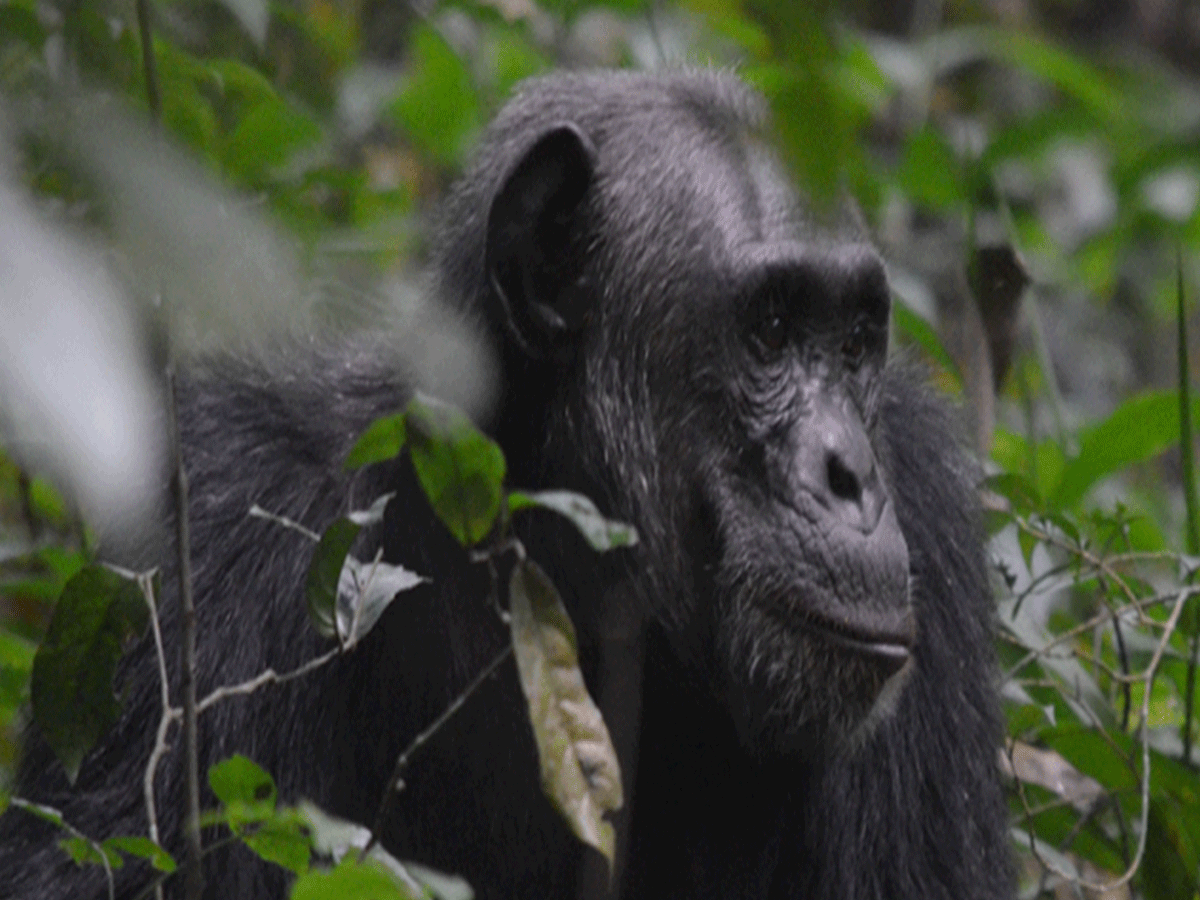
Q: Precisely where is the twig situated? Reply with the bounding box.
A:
[361,645,513,857]
[1110,608,1131,729]
[1022,587,1190,894]
[134,0,160,125]
[10,799,115,900]
[165,368,202,900]
[195,646,341,714]
[136,571,172,900]
[1003,587,1199,682]
[249,505,321,543]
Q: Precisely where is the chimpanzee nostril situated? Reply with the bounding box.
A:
[826,452,862,504]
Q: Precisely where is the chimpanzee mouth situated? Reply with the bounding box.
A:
[809,619,912,661]
[790,604,916,667]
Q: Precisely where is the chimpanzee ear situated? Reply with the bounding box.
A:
[485,122,597,358]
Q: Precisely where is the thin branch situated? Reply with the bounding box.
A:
[136,571,173,900]
[10,799,116,900]
[1110,608,1131,729]
[165,368,202,900]
[1023,587,1190,894]
[134,0,160,125]
[362,645,513,858]
[249,505,320,543]
[1003,587,1198,682]
[196,646,341,714]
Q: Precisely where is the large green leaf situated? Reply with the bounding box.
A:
[897,125,964,211]
[390,25,480,167]
[291,856,416,900]
[406,395,505,547]
[30,565,149,784]
[1053,391,1200,508]
[344,414,406,471]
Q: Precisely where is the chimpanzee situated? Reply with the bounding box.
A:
[0,69,1012,900]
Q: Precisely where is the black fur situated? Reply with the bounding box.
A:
[0,70,1011,900]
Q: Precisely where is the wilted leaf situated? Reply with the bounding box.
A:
[406,394,505,546]
[337,556,426,644]
[509,560,622,867]
[346,493,396,527]
[508,490,638,552]
[31,565,149,783]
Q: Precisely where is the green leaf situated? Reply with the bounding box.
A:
[344,414,407,470]
[305,518,362,639]
[508,491,638,552]
[103,836,176,873]
[207,59,278,107]
[223,100,321,183]
[891,298,960,379]
[0,5,45,51]
[291,856,417,900]
[242,809,312,875]
[0,627,36,673]
[982,472,1042,514]
[1144,797,1200,900]
[299,801,471,899]
[208,754,277,827]
[978,28,1123,122]
[1054,391,1200,508]
[509,560,622,868]
[897,125,964,210]
[31,565,149,784]
[390,25,480,166]
[406,394,505,547]
[163,77,218,158]
[59,836,121,869]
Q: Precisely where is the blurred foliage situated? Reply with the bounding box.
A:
[5,0,1200,896]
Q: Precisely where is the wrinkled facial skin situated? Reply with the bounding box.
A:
[670,245,914,754]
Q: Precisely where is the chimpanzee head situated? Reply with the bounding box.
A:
[433,70,913,754]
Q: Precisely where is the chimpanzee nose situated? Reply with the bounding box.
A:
[806,400,885,534]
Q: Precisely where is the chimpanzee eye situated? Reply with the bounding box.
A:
[751,303,788,357]
[842,322,869,370]
[759,315,787,351]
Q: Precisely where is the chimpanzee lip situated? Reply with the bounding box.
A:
[808,619,913,660]
[790,604,916,660]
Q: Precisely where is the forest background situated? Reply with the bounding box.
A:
[2,0,1200,897]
